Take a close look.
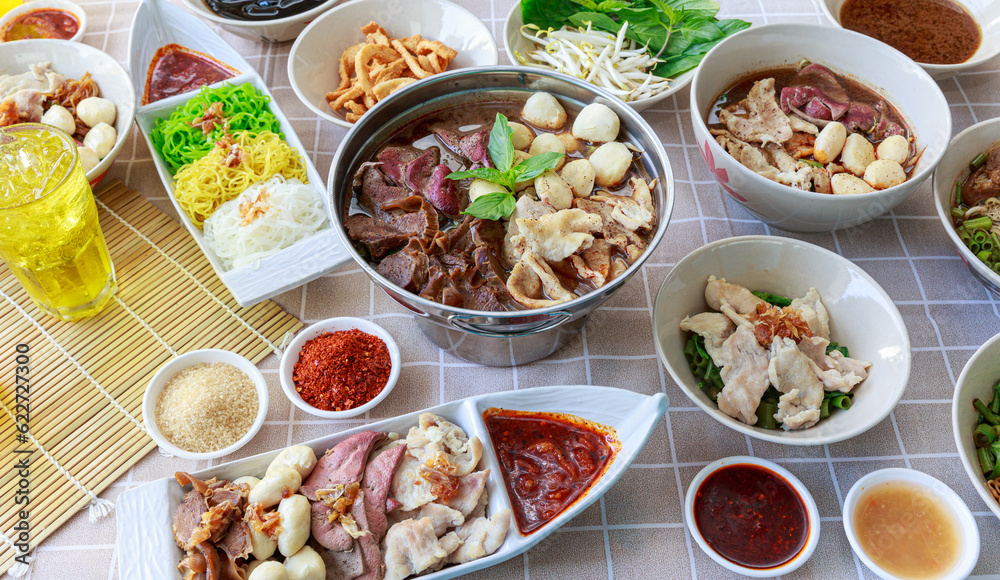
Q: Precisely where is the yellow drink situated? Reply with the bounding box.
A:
[0,124,116,320]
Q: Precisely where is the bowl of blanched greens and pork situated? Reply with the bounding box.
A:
[652,235,910,445]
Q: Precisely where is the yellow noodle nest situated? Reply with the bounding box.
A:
[173,130,308,228]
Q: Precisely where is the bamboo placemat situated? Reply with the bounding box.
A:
[0,180,302,576]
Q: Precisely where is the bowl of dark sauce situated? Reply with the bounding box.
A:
[685,456,820,576]
[820,0,1000,79]
[180,0,342,42]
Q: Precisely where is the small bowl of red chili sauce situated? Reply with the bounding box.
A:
[279,317,400,418]
[685,456,820,577]
[0,0,86,43]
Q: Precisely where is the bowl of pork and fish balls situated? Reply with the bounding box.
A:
[934,117,1000,298]
[327,67,674,366]
[690,23,950,232]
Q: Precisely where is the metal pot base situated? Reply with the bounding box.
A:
[414,314,587,366]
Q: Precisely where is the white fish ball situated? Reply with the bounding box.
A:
[876,135,909,165]
[248,468,301,509]
[831,172,876,195]
[82,122,117,159]
[572,103,620,143]
[528,133,567,171]
[77,146,100,174]
[76,97,116,128]
[276,494,310,557]
[249,523,278,561]
[469,178,508,201]
[522,92,567,130]
[840,133,876,176]
[534,170,573,210]
[561,159,596,198]
[266,445,317,480]
[232,476,260,491]
[248,561,289,580]
[512,150,534,192]
[508,122,534,150]
[284,545,326,580]
[863,159,906,190]
[813,122,846,165]
[589,141,633,187]
[41,105,76,136]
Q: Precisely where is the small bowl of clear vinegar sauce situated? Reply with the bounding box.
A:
[844,468,980,580]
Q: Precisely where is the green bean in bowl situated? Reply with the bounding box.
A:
[971,379,1000,506]
[950,139,1000,275]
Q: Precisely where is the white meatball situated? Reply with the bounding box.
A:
[469,178,508,201]
[512,150,534,192]
[876,135,910,165]
[555,132,580,154]
[840,133,876,176]
[233,476,261,491]
[249,521,278,561]
[813,121,846,165]
[831,172,875,195]
[561,159,596,198]
[246,560,270,576]
[534,170,573,210]
[284,545,326,580]
[863,159,906,190]
[572,103,620,143]
[248,561,289,580]
[508,122,534,150]
[266,446,317,481]
[248,468,302,509]
[76,97,116,128]
[528,133,567,171]
[522,92,567,130]
[77,146,100,174]
[589,141,633,187]
[40,105,76,136]
[276,495,311,557]
[82,122,117,159]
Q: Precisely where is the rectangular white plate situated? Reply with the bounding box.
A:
[127,1,351,307]
[116,385,668,579]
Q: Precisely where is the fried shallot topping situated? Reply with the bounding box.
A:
[244,501,281,537]
[190,101,226,136]
[317,482,361,521]
[188,500,235,547]
[239,188,271,226]
[747,302,813,346]
[419,463,459,502]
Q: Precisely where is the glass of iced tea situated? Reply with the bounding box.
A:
[0,123,116,321]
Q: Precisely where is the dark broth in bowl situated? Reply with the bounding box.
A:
[840,0,981,65]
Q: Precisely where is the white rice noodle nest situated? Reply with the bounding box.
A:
[204,175,327,270]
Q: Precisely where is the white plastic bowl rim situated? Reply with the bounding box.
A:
[842,468,981,580]
[0,0,87,43]
[279,317,401,418]
[684,455,821,577]
[141,349,269,460]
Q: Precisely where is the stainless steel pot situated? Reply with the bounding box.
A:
[327,67,674,366]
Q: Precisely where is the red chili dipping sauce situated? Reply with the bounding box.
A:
[1,8,79,41]
[143,44,238,105]
[484,408,620,534]
[693,463,809,569]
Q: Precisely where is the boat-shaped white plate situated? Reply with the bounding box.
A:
[126,0,351,307]
[117,385,668,579]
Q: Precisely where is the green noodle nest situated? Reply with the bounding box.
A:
[150,83,284,174]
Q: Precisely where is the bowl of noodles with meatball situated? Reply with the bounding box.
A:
[327,66,674,366]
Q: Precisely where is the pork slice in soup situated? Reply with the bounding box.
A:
[707,63,916,195]
[345,96,658,311]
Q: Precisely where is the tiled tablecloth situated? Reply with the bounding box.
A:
[16,0,1000,578]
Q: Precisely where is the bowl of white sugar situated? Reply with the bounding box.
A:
[142,349,268,460]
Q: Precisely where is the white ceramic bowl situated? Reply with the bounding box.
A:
[279,317,400,418]
[819,0,1000,80]
[653,235,911,445]
[502,4,688,112]
[690,23,951,232]
[0,0,87,43]
[179,0,340,43]
[953,332,1000,521]
[142,349,269,460]
[843,468,980,580]
[288,0,498,129]
[685,456,820,576]
[933,117,1000,298]
[0,38,135,187]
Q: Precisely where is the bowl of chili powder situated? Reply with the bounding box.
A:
[280,317,399,418]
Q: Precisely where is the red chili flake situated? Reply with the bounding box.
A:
[292,329,391,411]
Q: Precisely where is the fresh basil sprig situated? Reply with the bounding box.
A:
[447,112,564,221]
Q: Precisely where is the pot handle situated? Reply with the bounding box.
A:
[447,311,573,337]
